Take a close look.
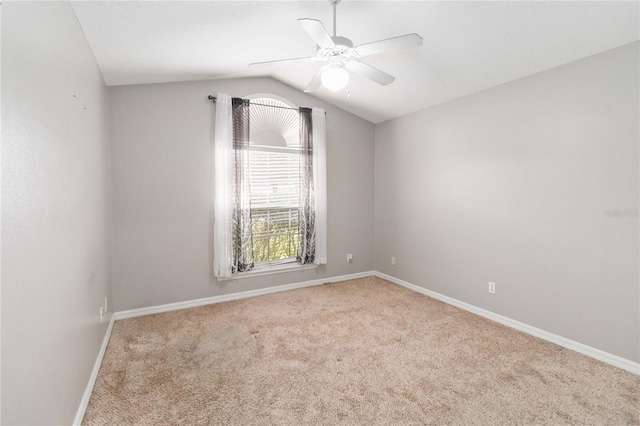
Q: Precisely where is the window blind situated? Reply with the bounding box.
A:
[249,147,301,264]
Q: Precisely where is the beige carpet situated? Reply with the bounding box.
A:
[83,277,639,425]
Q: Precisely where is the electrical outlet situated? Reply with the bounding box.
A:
[488,282,496,294]
[346,253,353,263]
[391,256,396,266]
[100,306,104,323]
[104,297,108,313]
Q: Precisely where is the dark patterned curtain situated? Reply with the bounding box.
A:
[297,107,316,264]
[232,98,254,272]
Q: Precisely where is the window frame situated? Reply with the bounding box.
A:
[224,94,315,278]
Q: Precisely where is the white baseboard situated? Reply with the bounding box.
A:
[74,314,115,425]
[375,271,640,375]
[114,270,377,320]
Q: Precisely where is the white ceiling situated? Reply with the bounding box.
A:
[71,1,639,123]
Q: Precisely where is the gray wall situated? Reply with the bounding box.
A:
[1,2,113,425]
[109,78,375,311]
[375,42,639,362]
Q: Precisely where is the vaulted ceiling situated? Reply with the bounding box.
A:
[71,1,639,123]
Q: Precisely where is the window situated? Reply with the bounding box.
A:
[248,98,301,266]
[212,93,326,279]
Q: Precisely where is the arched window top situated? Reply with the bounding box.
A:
[248,96,300,149]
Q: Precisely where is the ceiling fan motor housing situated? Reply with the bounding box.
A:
[317,36,359,63]
[331,36,353,48]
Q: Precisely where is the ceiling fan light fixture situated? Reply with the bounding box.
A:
[321,65,349,91]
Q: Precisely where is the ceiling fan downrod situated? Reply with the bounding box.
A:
[330,0,341,37]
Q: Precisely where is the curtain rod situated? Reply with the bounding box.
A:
[207,95,326,115]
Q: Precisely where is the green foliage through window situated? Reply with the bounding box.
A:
[251,208,300,263]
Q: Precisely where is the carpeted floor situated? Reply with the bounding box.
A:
[83,277,639,425]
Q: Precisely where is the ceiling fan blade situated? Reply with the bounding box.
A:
[298,18,335,48]
[249,56,316,67]
[304,65,329,93]
[355,33,423,57]
[346,60,395,86]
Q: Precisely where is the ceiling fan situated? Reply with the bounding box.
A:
[249,0,423,93]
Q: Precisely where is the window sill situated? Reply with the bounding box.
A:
[216,262,317,281]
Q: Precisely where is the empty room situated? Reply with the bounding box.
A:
[1,0,639,424]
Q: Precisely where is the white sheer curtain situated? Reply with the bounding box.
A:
[213,94,233,278]
[312,108,327,265]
